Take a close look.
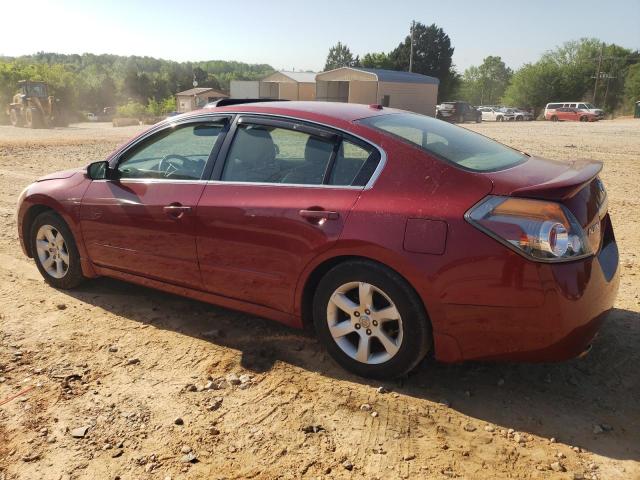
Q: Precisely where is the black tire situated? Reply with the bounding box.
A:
[580,116,588,122]
[457,113,464,124]
[9,109,22,127]
[313,260,431,379]
[475,115,481,123]
[30,211,85,289]
[550,115,558,122]
[497,115,503,122]
[25,108,34,128]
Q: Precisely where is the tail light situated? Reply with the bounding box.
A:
[466,196,593,262]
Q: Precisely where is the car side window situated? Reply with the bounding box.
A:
[329,140,374,186]
[118,122,224,180]
[221,123,337,185]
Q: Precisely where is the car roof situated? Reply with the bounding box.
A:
[188,101,399,123]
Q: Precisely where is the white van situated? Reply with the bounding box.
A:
[545,102,604,119]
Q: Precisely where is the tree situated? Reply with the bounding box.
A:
[324,42,360,71]
[388,22,457,100]
[361,52,393,70]
[459,56,512,105]
[624,63,640,112]
[502,39,636,113]
[501,60,563,112]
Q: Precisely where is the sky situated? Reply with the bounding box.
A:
[0,0,638,72]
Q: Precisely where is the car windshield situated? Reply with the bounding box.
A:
[359,113,526,172]
[584,103,595,109]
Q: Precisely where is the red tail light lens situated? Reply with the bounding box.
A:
[466,196,593,262]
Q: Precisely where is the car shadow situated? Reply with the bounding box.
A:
[61,276,640,462]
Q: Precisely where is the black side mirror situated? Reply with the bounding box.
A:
[87,160,110,180]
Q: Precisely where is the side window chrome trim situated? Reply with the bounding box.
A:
[206,180,362,190]
[91,178,208,185]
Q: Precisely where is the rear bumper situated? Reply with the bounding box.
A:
[435,218,619,363]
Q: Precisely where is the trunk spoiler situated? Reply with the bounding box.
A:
[510,160,602,200]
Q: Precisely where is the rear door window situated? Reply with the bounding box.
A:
[219,119,380,187]
[329,139,375,186]
[221,124,334,185]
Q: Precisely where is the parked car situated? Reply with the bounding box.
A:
[436,101,481,123]
[545,102,604,119]
[546,107,599,122]
[477,106,514,122]
[512,108,535,121]
[86,112,98,122]
[17,101,618,379]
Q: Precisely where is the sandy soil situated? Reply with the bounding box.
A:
[0,120,638,480]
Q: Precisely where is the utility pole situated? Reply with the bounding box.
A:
[409,20,415,72]
[592,42,604,104]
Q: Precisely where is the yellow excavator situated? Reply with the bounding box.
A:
[6,80,67,128]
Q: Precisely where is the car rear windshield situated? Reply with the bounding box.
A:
[358,113,526,172]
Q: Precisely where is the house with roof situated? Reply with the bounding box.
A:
[316,67,439,116]
[175,87,229,113]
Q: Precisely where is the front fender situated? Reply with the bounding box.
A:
[17,173,97,277]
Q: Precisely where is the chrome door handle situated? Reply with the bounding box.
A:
[163,204,191,219]
[299,209,339,221]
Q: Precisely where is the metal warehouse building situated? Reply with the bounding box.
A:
[258,71,317,100]
[230,72,316,101]
[316,67,439,116]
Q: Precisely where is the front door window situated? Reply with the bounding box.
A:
[118,123,224,180]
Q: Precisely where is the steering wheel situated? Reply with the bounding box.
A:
[158,154,191,178]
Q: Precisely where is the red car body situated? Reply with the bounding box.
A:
[17,102,619,364]
[546,107,599,122]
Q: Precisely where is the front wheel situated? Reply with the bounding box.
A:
[30,211,85,289]
[550,115,558,122]
[313,260,431,379]
[9,109,22,127]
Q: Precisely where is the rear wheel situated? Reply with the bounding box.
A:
[313,260,431,379]
[457,113,464,124]
[30,211,85,289]
[497,115,503,122]
[475,114,481,123]
[550,115,558,122]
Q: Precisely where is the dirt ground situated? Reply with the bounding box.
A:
[0,119,638,480]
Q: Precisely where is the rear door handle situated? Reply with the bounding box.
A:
[164,204,192,219]
[299,209,339,221]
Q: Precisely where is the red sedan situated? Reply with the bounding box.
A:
[17,101,619,378]
[546,107,599,122]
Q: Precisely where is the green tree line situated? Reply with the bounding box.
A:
[0,52,274,120]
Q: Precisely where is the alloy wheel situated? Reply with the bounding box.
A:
[326,281,403,365]
[35,224,70,279]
